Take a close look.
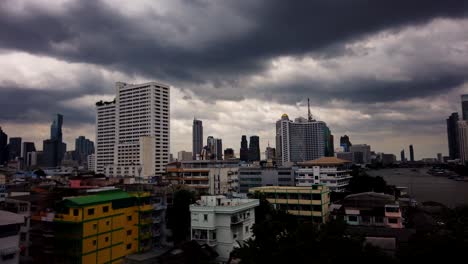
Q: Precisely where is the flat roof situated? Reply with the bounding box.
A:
[299,156,351,165]
[0,210,24,226]
[63,190,132,207]
[249,185,329,193]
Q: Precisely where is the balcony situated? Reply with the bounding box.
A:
[140,231,152,240]
[139,217,153,225]
[152,217,161,224]
[193,238,217,247]
[153,203,166,211]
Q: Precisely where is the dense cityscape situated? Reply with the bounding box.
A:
[1,1,468,264]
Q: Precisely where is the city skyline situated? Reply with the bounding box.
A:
[1,1,468,160]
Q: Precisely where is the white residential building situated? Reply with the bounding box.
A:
[86,154,95,172]
[276,114,326,165]
[0,210,25,264]
[190,196,259,262]
[96,82,170,180]
[458,121,468,165]
[296,157,352,192]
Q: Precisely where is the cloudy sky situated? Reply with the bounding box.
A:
[1,0,468,160]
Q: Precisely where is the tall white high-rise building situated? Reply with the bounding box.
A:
[276,114,326,165]
[458,121,468,165]
[96,82,170,180]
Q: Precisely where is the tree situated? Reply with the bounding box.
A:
[166,189,196,243]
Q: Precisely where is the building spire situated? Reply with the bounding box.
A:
[307,98,313,121]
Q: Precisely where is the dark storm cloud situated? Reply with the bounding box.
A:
[0,82,111,125]
[0,0,467,87]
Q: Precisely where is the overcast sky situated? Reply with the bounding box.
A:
[1,0,468,160]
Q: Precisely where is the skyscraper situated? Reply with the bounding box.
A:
[276,114,326,164]
[224,148,235,160]
[51,114,63,142]
[75,136,94,165]
[324,127,334,157]
[458,121,468,165]
[215,138,223,160]
[96,82,170,179]
[192,119,203,160]
[400,149,405,162]
[0,127,8,165]
[240,135,249,162]
[409,145,414,162]
[349,144,371,164]
[462,95,468,120]
[248,136,260,162]
[447,112,460,159]
[265,143,276,161]
[8,137,22,161]
[340,135,352,152]
[43,114,66,167]
[22,142,36,168]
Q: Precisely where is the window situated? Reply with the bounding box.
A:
[127,230,132,236]
[245,226,249,233]
[127,216,132,221]
[88,208,95,215]
[105,237,109,242]
[233,233,237,239]
[348,215,358,222]
[73,209,79,216]
[388,218,398,224]
[375,217,384,223]
[93,224,97,230]
[106,221,110,226]
[126,243,132,250]
[103,206,109,213]
[92,240,97,246]
[204,214,208,221]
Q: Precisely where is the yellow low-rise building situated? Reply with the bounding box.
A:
[54,189,153,264]
[249,185,330,223]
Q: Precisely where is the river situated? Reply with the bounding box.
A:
[367,167,468,208]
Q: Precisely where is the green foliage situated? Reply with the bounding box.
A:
[232,199,395,264]
[167,189,196,243]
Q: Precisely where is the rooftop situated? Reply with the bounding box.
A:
[299,156,351,166]
[0,210,24,226]
[249,185,329,193]
[62,190,132,207]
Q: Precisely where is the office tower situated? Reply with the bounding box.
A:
[22,142,36,160]
[324,127,334,157]
[340,135,352,152]
[409,145,414,162]
[50,114,63,142]
[74,136,94,165]
[458,121,468,165]
[400,150,405,162]
[0,127,8,165]
[249,136,260,162]
[207,136,215,154]
[215,138,223,160]
[42,114,67,167]
[265,143,276,160]
[8,137,22,161]
[462,95,468,121]
[177,151,193,161]
[96,82,170,179]
[349,144,371,164]
[22,142,36,168]
[240,135,249,162]
[446,113,460,159]
[224,148,235,160]
[276,114,326,164]
[192,119,203,160]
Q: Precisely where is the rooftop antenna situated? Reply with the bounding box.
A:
[307,98,314,121]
